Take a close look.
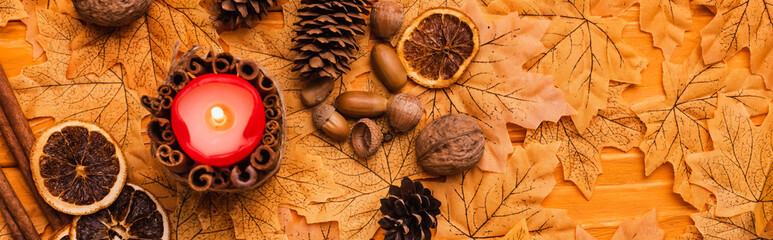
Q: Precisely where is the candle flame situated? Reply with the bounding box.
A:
[211,106,226,125]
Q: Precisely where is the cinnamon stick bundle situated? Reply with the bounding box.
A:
[188,165,215,192]
[0,61,68,231]
[230,165,259,188]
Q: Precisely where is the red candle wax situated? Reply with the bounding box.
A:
[171,74,265,167]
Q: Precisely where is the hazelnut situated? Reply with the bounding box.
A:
[371,43,407,92]
[416,114,485,175]
[73,0,151,27]
[301,79,335,107]
[313,104,350,141]
[386,93,423,132]
[351,118,383,158]
[334,91,388,118]
[371,1,404,39]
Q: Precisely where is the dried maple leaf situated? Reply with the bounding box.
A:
[696,0,773,89]
[12,9,147,152]
[19,0,73,59]
[0,0,25,26]
[488,0,648,131]
[501,219,530,240]
[525,82,645,199]
[686,96,773,236]
[65,0,222,96]
[574,209,664,240]
[278,207,339,240]
[407,0,575,172]
[423,143,576,239]
[692,207,771,240]
[631,48,773,208]
[169,184,236,240]
[676,226,704,240]
[589,0,691,59]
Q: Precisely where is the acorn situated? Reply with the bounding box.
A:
[371,43,407,92]
[301,79,335,107]
[334,91,389,118]
[386,93,423,132]
[371,1,404,39]
[313,104,350,141]
[73,0,151,26]
[351,118,383,158]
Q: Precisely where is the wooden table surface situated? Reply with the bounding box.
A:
[0,2,753,239]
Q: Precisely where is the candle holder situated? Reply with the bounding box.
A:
[141,46,284,192]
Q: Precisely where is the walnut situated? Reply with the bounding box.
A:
[416,114,484,175]
[72,0,151,27]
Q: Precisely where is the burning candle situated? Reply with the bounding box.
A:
[171,74,265,167]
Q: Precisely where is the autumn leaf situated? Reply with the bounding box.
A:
[278,207,339,240]
[696,0,773,89]
[422,143,575,239]
[65,0,222,97]
[0,0,25,26]
[525,83,645,199]
[631,47,773,208]
[691,208,771,240]
[168,184,236,240]
[501,219,530,240]
[488,0,648,131]
[215,143,344,240]
[574,209,664,240]
[19,0,73,59]
[686,95,773,236]
[576,226,596,240]
[676,226,703,240]
[589,0,691,59]
[407,0,576,172]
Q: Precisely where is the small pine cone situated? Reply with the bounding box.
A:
[291,0,370,82]
[210,0,275,30]
[378,177,441,240]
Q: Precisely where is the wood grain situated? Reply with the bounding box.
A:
[0,2,755,239]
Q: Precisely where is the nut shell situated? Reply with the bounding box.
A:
[301,79,334,107]
[351,118,383,158]
[371,1,404,39]
[73,0,151,26]
[416,114,484,175]
[387,93,423,132]
[335,91,389,118]
[371,44,408,92]
[313,104,350,141]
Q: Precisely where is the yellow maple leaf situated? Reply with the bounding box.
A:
[500,219,530,240]
[676,226,703,240]
[278,207,339,240]
[687,95,773,236]
[168,184,236,240]
[692,206,770,240]
[575,209,665,240]
[65,0,222,97]
[631,47,773,208]
[423,143,576,239]
[489,0,648,131]
[697,0,773,89]
[590,0,691,59]
[525,83,645,199]
[407,0,575,172]
[0,0,26,26]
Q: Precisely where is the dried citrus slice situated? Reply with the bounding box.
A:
[397,7,480,89]
[30,121,127,215]
[70,184,169,240]
[52,226,70,240]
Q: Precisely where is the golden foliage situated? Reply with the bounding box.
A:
[526,83,645,199]
[0,0,25,27]
[576,209,664,240]
[632,48,773,208]
[424,143,576,239]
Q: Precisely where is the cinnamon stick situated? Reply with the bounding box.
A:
[0,62,68,229]
[0,113,39,240]
[0,200,24,240]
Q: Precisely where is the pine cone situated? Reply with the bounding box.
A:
[210,0,275,30]
[378,177,441,240]
[291,0,370,82]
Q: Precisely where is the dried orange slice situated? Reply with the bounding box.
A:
[30,121,127,215]
[397,7,480,89]
[52,226,70,240]
[70,184,169,240]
